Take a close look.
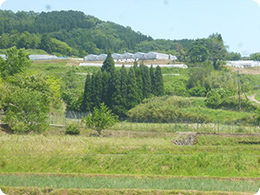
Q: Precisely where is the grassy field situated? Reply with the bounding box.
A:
[1,133,260,194]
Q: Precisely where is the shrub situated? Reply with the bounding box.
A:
[65,124,80,135]
[189,86,207,97]
[82,103,119,136]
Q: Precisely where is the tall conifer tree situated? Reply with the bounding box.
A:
[120,65,128,112]
[150,65,155,94]
[91,70,102,109]
[81,74,92,112]
[141,64,151,99]
[101,71,110,106]
[101,52,115,73]
[134,64,143,101]
[153,65,164,96]
[126,67,139,109]
[111,70,127,116]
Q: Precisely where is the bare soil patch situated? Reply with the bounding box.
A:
[225,65,260,75]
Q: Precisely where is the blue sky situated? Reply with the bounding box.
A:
[0,0,260,56]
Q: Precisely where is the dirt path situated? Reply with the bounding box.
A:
[248,94,260,105]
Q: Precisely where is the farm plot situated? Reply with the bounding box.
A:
[0,133,260,194]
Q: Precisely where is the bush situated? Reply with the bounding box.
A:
[3,87,49,134]
[189,86,207,97]
[82,103,119,136]
[65,124,80,135]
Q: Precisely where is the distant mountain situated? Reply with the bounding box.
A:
[0,10,202,59]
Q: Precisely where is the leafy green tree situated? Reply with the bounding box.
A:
[226,52,241,61]
[82,103,118,136]
[153,66,164,96]
[188,42,209,63]
[3,87,49,134]
[189,86,207,97]
[0,46,31,78]
[39,33,53,53]
[101,52,115,73]
[249,53,260,61]
[205,90,222,108]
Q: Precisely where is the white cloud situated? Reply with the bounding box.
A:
[0,0,7,7]
[253,0,260,7]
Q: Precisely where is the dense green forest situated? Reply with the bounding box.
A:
[2,9,256,61]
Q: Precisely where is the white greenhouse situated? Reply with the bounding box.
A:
[29,55,59,61]
[84,54,99,61]
[98,54,108,61]
[226,61,260,68]
[122,52,134,59]
[84,51,177,62]
[112,53,122,60]
[133,52,146,60]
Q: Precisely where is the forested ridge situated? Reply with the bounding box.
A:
[0,10,204,58]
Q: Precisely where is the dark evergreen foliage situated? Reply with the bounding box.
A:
[150,65,155,94]
[141,64,151,99]
[153,66,164,96]
[126,67,140,109]
[101,53,115,73]
[91,71,102,109]
[81,74,92,112]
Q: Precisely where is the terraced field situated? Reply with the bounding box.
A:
[0,129,260,194]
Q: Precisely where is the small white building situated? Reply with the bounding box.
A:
[226,60,260,68]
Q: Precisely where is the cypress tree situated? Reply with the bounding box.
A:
[101,71,110,107]
[81,74,92,112]
[101,52,115,74]
[150,65,155,94]
[153,65,164,96]
[126,67,139,109]
[141,64,151,99]
[91,70,102,109]
[120,65,128,113]
[111,70,127,116]
[134,63,143,101]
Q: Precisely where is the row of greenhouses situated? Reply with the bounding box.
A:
[84,52,177,62]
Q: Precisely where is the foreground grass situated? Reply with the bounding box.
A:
[1,135,260,177]
[0,174,259,193]
[0,187,252,195]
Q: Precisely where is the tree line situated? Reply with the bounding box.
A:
[81,53,164,117]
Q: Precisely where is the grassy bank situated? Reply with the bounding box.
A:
[0,174,259,193]
[0,135,260,177]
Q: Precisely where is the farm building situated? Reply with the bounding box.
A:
[112,53,122,60]
[98,54,108,61]
[133,52,146,60]
[226,61,260,68]
[29,55,59,61]
[122,52,134,59]
[0,54,59,61]
[84,54,99,61]
[144,52,169,60]
[84,52,177,62]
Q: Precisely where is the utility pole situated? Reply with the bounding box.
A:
[238,69,241,110]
